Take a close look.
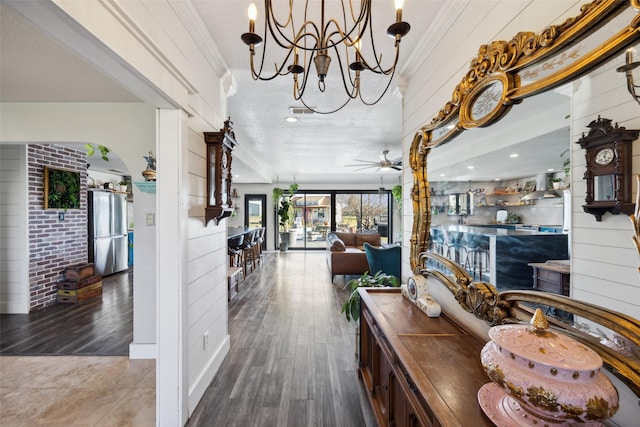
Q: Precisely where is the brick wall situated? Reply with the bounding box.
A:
[28,144,88,311]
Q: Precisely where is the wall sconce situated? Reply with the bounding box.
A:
[616,49,640,106]
[231,188,239,200]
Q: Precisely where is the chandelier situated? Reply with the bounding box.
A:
[241,0,410,114]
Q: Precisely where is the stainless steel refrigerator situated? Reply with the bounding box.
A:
[88,190,128,276]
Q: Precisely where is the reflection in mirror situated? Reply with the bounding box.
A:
[594,174,616,201]
[447,193,473,216]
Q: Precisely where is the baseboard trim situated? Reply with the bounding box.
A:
[188,334,231,415]
[129,342,157,359]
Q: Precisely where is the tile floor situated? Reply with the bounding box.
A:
[0,356,155,426]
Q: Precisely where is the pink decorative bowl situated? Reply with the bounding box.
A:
[479,309,618,425]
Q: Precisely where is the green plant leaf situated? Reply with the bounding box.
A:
[341,271,400,322]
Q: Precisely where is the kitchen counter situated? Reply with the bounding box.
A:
[431,225,569,291]
[438,224,564,236]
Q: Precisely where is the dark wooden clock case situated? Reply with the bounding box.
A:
[204,118,237,224]
[577,116,638,221]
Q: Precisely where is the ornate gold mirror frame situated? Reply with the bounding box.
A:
[409,0,640,397]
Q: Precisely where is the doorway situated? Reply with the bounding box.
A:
[245,194,267,250]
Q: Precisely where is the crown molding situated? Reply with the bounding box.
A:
[399,1,469,83]
[169,0,229,79]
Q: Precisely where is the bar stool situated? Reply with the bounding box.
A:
[442,228,466,264]
[256,227,265,260]
[228,234,244,269]
[429,227,445,255]
[462,234,490,281]
[241,229,259,275]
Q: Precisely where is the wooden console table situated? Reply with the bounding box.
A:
[358,288,492,427]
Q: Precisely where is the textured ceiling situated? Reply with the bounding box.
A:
[0,1,571,185]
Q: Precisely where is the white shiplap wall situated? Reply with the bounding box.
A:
[570,48,640,319]
[0,144,28,313]
[184,123,230,414]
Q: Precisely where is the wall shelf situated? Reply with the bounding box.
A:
[134,181,156,194]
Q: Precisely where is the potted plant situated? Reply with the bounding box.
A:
[274,183,299,251]
[118,181,128,193]
[341,271,400,322]
[551,177,563,189]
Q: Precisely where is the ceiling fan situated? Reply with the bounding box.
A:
[346,150,402,171]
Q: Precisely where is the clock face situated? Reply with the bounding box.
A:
[594,147,614,165]
[407,276,418,301]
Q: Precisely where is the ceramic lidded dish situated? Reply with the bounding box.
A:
[478,309,618,426]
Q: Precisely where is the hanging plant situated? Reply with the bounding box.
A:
[273,187,284,206]
[84,144,110,161]
[391,184,402,204]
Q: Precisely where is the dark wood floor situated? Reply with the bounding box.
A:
[1,252,374,425]
[0,269,133,356]
[187,251,374,427]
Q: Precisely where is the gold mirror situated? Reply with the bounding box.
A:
[408,0,639,404]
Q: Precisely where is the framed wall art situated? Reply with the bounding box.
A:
[44,166,81,209]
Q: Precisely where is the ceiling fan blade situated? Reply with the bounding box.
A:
[352,165,378,171]
[346,159,379,165]
[391,165,402,171]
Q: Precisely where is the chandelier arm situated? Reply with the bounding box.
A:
[265,0,293,32]
[356,8,395,74]
[270,0,369,52]
[266,8,321,51]
[299,93,353,115]
[252,43,300,81]
[327,42,360,99]
[358,66,397,106]
[321,1,370,50]
[359,41,401,75]
[626,72,640,105]
[249,7,300,81]
[347,0,369,24]
[292,52,316,100]
[337,0,370,48]
[248,22,271,80]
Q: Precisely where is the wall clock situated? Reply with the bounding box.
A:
[401,275,441,317]
[576,116,638,221]
[204,118,237,225]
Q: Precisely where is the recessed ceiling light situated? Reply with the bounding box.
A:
[439,173,445,177]
[495,178,500,181]
[467,166,474,169]
[285,116,298,123]
[547,168,555,172]
[509,153,519,158]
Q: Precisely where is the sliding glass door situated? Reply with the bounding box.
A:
[289,193,332,249]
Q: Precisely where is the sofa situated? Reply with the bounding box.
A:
[326,231,381,282]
